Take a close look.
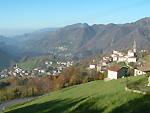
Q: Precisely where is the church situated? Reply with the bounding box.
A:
[111,41,137,63]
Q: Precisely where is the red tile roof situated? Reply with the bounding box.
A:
[128,56,136,58]
[128,50,134,53]
[102,60,109,63]
[113,55,119,57]
[137,67,150,72]
[108,65,123,72]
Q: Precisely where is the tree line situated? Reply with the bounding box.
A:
[0,66,106,101]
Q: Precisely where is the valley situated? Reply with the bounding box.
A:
[0,17,150,113]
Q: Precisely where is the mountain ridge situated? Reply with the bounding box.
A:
[0,17,150,59]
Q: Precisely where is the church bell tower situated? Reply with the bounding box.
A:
[133,40,136,53]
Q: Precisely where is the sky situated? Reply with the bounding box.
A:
[0,0,150,36]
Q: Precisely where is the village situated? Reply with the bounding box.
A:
[0,60,73,79]
[0,41,150,81]
[87,41,150,80]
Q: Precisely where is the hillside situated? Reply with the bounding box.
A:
[4,75,150,113]
[18,17,150,59]
[1,17,150,59]
[18,55,60,70]
[0,49,18,71]
[0,28,60,57]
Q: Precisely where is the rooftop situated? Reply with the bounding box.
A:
[137,67,150,72]
[128,50,134,53]
[108,65,126,72]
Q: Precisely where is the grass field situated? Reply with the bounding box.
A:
[4,75,150,113]
[18,56,58,70]
[130,74,150,90]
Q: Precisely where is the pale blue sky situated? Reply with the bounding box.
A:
[0,0,150,36]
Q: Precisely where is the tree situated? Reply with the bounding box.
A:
[83,76,89,83]
[46,76,51,83]
[13,87,22,98]
[69,74,78,85]
[98,72,104,80]
[127,68,134,76]
[56,74,65,89]
[103,70,108,78]
[11,77,18,86]
[1,89,8,100]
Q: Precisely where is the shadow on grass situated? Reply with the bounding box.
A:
[71,97,106,113]
[111,95,150,113]
[4,97,105,113]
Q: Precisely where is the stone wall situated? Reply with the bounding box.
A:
[125,87,146,95]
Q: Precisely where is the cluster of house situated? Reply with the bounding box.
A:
[111,50,136,63]
[87,56,112,73]
[107,65,150,80]
[58,46,68,51]
[57,61,73,68]
[112,40,137,63]
[87,47,137,73]
[86,40,150,80]
[0,61,73,79]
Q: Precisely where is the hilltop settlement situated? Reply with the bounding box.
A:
[87,41,150,80]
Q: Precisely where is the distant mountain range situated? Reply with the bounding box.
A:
[0,17,150,61]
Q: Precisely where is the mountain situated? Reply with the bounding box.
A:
[0,28,60,57]
[20,17,150,59]
[20,23,97,56]
[0,49,18,70]
[32,27,60,34]
[1,17,150,59]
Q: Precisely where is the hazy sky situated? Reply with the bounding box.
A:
[0,0,150,36]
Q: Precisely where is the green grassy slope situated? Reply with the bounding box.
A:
[4,75,150,113]
[18,55,58,70]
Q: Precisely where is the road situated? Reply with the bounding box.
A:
[0,97,34,112]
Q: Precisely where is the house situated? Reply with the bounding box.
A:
[113,50,119,54]
[97,64,106,73]
[102,60,110,66]
[134,67,150,76]
[118,56,126,62]
[127,56,136,63]
[108,65,128,79]
[113,56,119,61]
[111,48,137,63]
[45,61,49,65]
[117,52,124,56]
[128,50,134,57]
[103,56,112,61]
[40,68,48,73]
[97,64,102,72]
[89,64,95,69]
[50,61,53,65]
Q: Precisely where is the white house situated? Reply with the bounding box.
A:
[134,67,150,76]
[128,50,134,57]
[118,56,126,62]
[117,52,124,56]
[89,64,95,69]
[113,56,118,61]
[108,65,128,79]
[113,50,119,54]
[102,60,110,66]
[127,57,136,63]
